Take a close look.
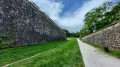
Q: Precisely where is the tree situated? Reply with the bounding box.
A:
[62,29,70,37]
[80,1,118,37]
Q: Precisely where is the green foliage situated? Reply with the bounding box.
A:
[62,29,80,37]
[0,38,2,44]
[0,35,10,49]
[7,41,14,48]
[69,32,80,38]
[80,27,89,37]
[80,1,120,37]
[0,38,84,67]
[0,42,8,49]
[0,35,9,41]
[62,29,70,37]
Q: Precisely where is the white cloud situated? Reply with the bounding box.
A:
[29,0,113,32]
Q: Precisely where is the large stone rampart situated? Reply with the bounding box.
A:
[82,21,120,50]
[0,0,66,46]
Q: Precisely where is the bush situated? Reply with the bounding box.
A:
[0,35,10,49]
[0,41,14,49]
[0,35,9,41]
[7,41,14,48]
[0,42,8,49]
[0,38,2,44]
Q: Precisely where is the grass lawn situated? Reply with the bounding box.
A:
[0,38,84,67]
[82,40,120,59]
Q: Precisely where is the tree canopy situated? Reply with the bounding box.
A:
[80,1,120,37]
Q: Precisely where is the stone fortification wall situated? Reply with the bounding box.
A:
[82,21,120,50]
[0,0,66,46]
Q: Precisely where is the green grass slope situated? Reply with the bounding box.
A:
[0,38,84,67]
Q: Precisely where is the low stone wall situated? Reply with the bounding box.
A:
[0,0,66,46]
[82,21,120,50]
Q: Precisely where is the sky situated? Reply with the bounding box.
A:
[29,0,119,32]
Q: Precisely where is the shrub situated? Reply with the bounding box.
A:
[0,42,8,49]
[0,38,2,44]
[1,35,9,41]
[7,41,14,48]
[0,35,10,49]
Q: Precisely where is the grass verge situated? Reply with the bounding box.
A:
[0,38,84,67]
[82,40,120,59]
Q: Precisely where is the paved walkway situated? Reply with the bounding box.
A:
[77,38,120,67]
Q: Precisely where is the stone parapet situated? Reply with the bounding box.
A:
[82,21,120,50]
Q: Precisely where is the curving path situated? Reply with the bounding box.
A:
[77,38,120,67]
